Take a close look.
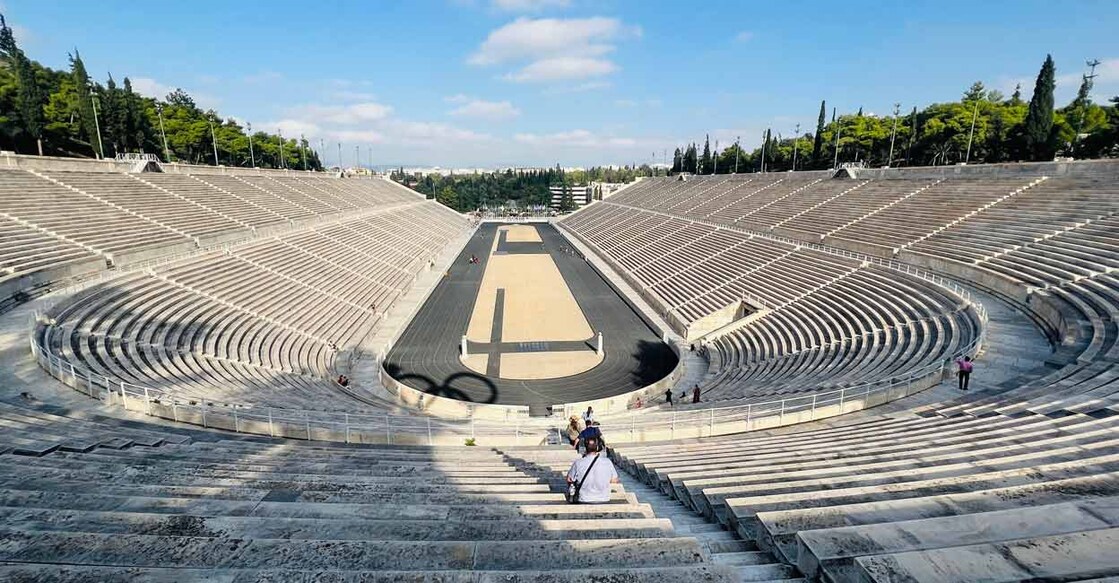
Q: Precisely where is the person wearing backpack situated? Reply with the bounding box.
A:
[574,421,604,454]
[565,436,618,504]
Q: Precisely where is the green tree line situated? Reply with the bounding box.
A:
[672,55,1118,173]
[392,165,658,212]
[0,14,321,169]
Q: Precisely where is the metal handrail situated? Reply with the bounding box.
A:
[27,201,989,444]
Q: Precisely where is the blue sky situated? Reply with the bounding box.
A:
[7,0,1119,168]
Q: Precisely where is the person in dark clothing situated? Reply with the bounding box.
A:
[665,387,673,406]
[574,422,603,454]
[692,384,701,403]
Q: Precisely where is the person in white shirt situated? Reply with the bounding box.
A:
[565,437,618,504]
[582,406,594,426]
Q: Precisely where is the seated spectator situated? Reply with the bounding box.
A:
[566,436,618,504]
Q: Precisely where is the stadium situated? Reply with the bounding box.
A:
[2,4,1119,582]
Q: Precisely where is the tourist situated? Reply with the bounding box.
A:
[956,356,974,390]
[582,406,595,426]
[665,387,673,406]
[565,416,582,446]
[575,421,604,454]
[566,436,618,504]
[692,384,701,403]
[633,396,643,409]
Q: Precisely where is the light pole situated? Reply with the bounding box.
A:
[760,130,768,173]
[300,134,307,171]
[964,98,980,164]
[792,123,801,171]
[208,115,220,166]
[90,90,104,159]
[355,145,359,170]
[833,123,842,169]
[337,142,342,171]
[156,104,171,162]
[887,103,900,168]
[247,123,256,168]
[734,136,740,174]
[278,130,285,169]
[712,140,718,175]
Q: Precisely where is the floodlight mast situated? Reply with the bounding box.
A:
[156,104,171,162]
[90,88,104,159]
[247,123,256,168]
[209,115,220,166]
[887,103,900,167]
[792,123,801,171]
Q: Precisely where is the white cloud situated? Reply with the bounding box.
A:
[468,17,638,83]
[1000,57,1119,104]
[448,98,521,120]
[130,77,175,100]
[290,102,394,125]
[492,0,570,11]
[734,31,754,43]
[515,129,637,148]
[263,119,321,137]
[505,57,617,82]
[131,77,219,109]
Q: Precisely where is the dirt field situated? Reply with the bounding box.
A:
[502,224,542,242]
[498,351,603,379]
[466,251,593,343]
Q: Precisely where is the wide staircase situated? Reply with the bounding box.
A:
[500,446,806,582]
[0,392,742,582]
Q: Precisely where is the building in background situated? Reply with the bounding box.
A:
[549,184,592,211]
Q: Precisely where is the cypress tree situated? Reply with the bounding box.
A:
[812,100,825,166]
[0,14,46,155]
[70,51,99,157]
[700,135,712,174]
[1024,54,1056,161]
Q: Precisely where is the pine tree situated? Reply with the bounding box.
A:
[1024,54,1056,161]
[123,78,147,152]
[0,14,46,155]
[671,148,682,173]
[1010,83,1023,104]
[812,100,826,167]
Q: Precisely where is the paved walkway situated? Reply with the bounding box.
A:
[859,283,1053,416]
[615,469,802,581]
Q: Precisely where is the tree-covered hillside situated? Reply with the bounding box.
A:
[0,15,321,170]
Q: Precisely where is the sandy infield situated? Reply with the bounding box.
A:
[502,224,543,243]
[466,254,592,343]
[498,351,603,380]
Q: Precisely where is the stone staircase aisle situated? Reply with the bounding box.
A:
[501,446,804,583]
[616,471,804,583]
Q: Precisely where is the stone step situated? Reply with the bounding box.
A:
[797,496,1119,582]
[0,507,679,541]
[726,452,1119,538]
[0,488,658,521]
[0,564,742,582]
[755,471,1119,564]
[853,528,1119,583]
[0,461,549,492]
[1,476,634,505]
[0,529,711,571]
[729,563,802,582]
[711,551,774,566]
